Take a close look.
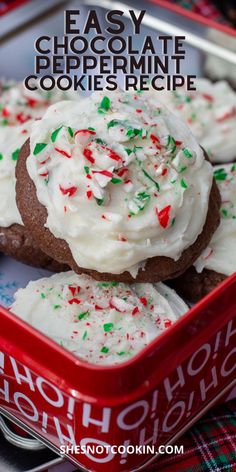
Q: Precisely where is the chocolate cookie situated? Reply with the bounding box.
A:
[169,163,236,302]
[16,90,221,282]
[0,79,78,270]
[169,266,226,303]
[16,138,221,283]
[0,223,68,271]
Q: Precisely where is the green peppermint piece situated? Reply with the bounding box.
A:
[82,330,87,340]
[183,148,193,158]
[68,126,74,137]
[84,165,90,175]
[33,143,47,155]
[12,148,20,161]
[129,191,151,215]
[51,126,62,143]
[103,323,114,332]
[41,293,46,299]
[0,153,3,160]
[107,119,125,129]
[126,127,143,139]
[54,304,61,309]
[180,178,188,189]
[231,164,236,172]
[95,198,104,206]
[98,96,110,112]
[142,169,160,190]
[167,135,176,153]
[78,311,90,320]
[221,208,228,218]
[111,177,122,184]
[117,351,126,356]
[125,148,132,156]
[98,281,119,287]
[96,138,105,145]
[101,346,109,353]
[214,168,227,181]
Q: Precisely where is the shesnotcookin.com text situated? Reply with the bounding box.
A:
[60,444,184,456]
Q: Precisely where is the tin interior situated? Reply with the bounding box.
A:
[0,0,235,377]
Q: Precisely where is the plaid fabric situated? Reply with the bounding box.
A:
[151,400,236,471]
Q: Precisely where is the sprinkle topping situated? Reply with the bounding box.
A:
[27,89,212,275]
[11,272,187,365]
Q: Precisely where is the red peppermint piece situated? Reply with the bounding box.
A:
[150,133,161,150]
[164,319,172,328]
[216,108,236,123]
[92,170,113,178]
[117,167,128,177]
[155,205,171,229]
[55,147,71,158]
[75,129,96,146]
[202,93,213,102]
[83,146,95,164]
[68,298,81,305]
[161,168,168,176]
[86,190,92,199]
[68,285,80,296]
[59,185,77,197]
[107,148,122,162]
[16,112,31,124]
[139,297,147,307]
[2,107,9,117]
[132,306,139,316]
[118,234,127,242]
[75,129,96,137]
[26,97,39,108]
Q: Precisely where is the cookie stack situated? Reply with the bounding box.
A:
[7,84,228,364]
[0,80,78,270]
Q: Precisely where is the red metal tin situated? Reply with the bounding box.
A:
[0,274,236,471]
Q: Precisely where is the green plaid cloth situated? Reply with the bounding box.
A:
[151,400,236,471]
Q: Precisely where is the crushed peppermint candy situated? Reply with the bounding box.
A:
[27,89,212,275]
[11,272,187,365]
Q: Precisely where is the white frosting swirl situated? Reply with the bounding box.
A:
[150,78,236,163]
[10,271,188,365]
[0,81,79,227]
[195,163,236,276]
[27,90,213,275]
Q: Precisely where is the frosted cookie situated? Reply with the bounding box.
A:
[0,80,78,269]
[151,78,236,163]
[10,271,188,365]
[170,163,236,301]
[16,90,220,282]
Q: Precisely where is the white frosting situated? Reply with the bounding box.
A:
[0,81,80,227]
[10,271,188,365]
[150,78,236,163]
[205,30,236,88]
[195,163,236,276]
[26,90,213,275]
